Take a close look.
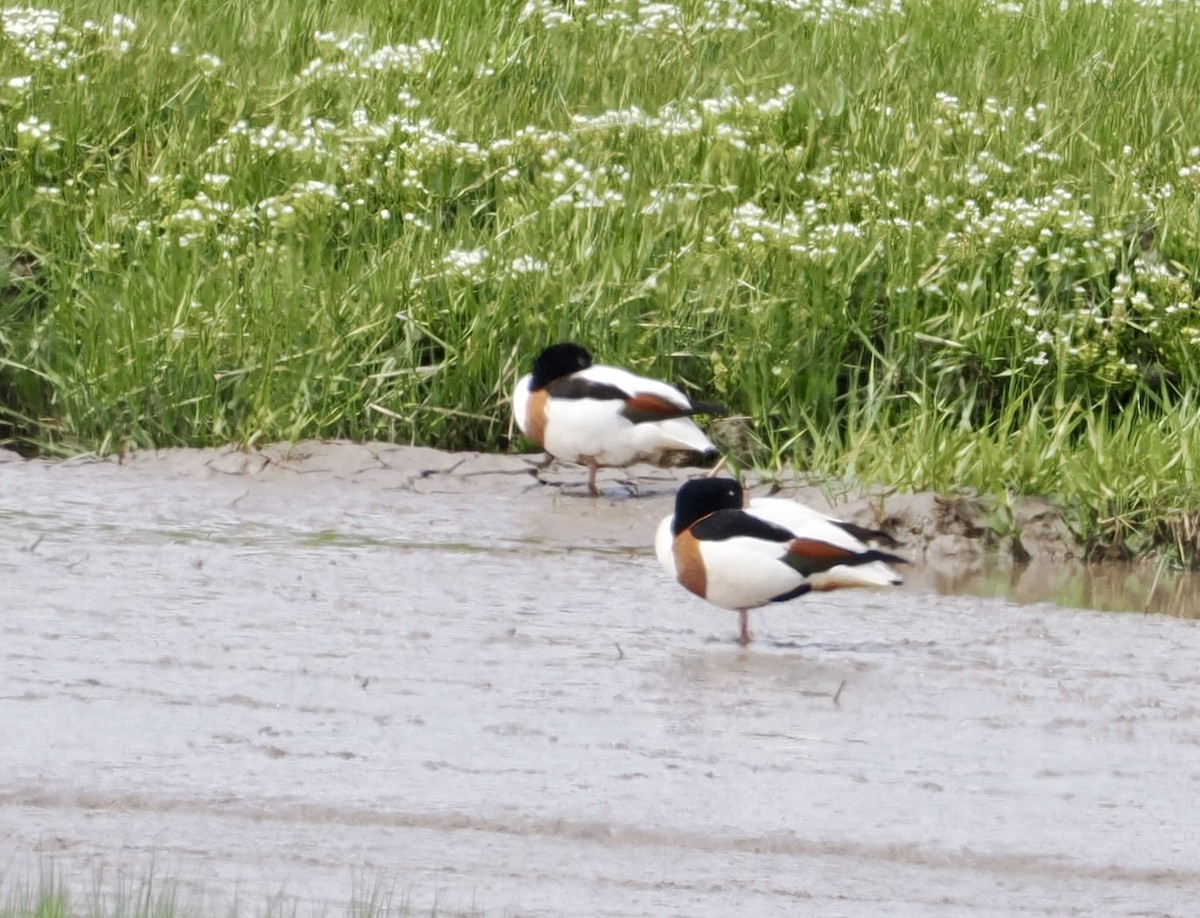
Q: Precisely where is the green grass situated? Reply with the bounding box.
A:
[4,0,1200,562]
[0,873,470,918]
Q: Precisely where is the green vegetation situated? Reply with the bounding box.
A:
[1,875,181,918]
[3,0,1200,562]
[0,875,460,918]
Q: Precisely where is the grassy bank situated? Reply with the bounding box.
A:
[3,0,1200,562]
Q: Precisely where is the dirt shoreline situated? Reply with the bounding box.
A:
[18,438,1199,617]
[1,437,1080,567]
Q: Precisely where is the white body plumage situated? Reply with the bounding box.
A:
[655,495,903,605]
[513,364,716,468]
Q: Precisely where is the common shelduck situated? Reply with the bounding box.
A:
[656,477,906,645]
[513,342,725,495]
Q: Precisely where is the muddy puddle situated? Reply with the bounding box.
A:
[4,441,1200,917]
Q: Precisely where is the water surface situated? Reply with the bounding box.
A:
[3,445,1199,916]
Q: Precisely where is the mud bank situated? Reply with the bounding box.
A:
[0,437,1081,558]
[5,440,1200,916]
[2,439,1185,612]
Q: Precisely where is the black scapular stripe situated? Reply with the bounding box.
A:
[689,509,794,544]
[546,376,629,401]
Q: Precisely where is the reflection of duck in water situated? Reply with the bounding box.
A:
[512,342,725,496]
[656,478,906,645]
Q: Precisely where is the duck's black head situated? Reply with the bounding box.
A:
[672,477,744,534]
[529,342,593,390]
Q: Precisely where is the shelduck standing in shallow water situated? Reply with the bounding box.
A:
[512,342,725,496]
[655,477,906,645]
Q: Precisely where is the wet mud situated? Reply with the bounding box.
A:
[4,441,1200,916]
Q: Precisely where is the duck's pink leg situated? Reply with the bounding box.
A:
[586,459,600,497]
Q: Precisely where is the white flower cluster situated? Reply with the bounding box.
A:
[518,0,579,29]
[941,188,1096,255]
[413,248,553,285]
[930,92,1044,140]
[628,3,688,36]
[1006,253,1200,375]
[621,2,767,37]
[727,201,865,263]
[728,201,806,247]
[208,117,336,160]
[437,247,489,283]
[797,162,906,208]
[640,184,705,215]
[160,191,235,249]
[507,254,549,276]
[299,32,442,83]
[196,52,222,74]
[987,213,1200,376]
[2,7,71,67]
[1177,146,1200,183]
[544,154,630,209]
[990,0,1200,12]
[572,84,798,154]
[757,0,905,25]
[2,7,139,67]
[15,114,59,151]
[519,0,897,36]
[952,150,1015,189]
[82,12,137,54]
[149,178,359,255]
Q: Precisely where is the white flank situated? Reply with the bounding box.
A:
[654,513,676,576]
[512,373,533,435]
[695,537,807,612]
[628,415,715,455]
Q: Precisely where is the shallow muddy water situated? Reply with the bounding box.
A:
[4,442,1200,917]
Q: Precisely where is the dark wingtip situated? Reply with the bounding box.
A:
[689,399,728,417]
[835,520,905,550]
[866,549,909,566]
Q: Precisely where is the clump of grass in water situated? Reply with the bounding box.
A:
[1,872,179,918]
[2,0,1200,561]
[0,873,473,918]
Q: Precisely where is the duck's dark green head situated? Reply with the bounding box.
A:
[672,477,744,535]
[529,342,593,390]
